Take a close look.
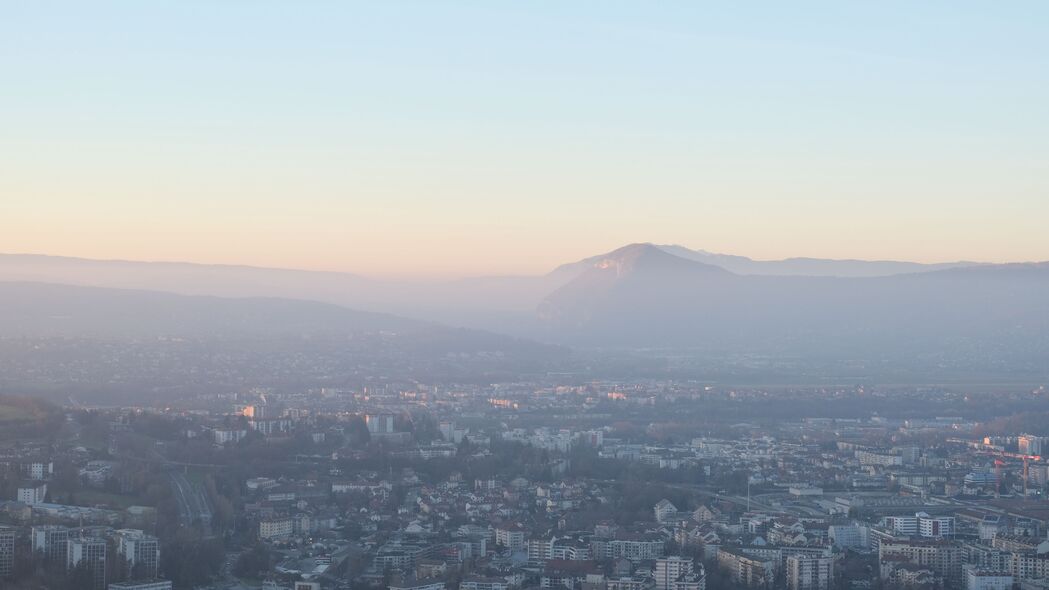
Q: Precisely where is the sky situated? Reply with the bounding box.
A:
[2,2,1048,277]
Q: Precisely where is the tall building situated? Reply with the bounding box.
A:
[115,529,160,580]
[0,526,15,579]
[32,524,70,565]
[655,556,694,590]
[68,536,108,590]
[786,555,834,590]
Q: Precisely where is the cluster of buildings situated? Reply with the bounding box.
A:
[6,382,1049,590]
[167,389,1049,590]
[0,523,166,590]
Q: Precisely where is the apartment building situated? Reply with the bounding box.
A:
[786,555,834,590]
[68,536,108,590]
[115,529,160,580]
[655,556,694,590]
[0,526,15,579]
[718,547,775,589]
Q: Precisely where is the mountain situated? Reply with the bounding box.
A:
[538,244,730,324]
[537,246,1049,371]
[656,244,979,277]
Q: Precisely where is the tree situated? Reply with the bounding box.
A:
[343,416,370,446]
[233,542,272,579]
[161,527,225,588]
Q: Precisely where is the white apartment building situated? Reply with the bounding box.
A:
[883,513,954,538]
[786,555,834,590]
[495,524,525,551]
[17,482,47,505]
[259,517,294,539]
[828,524,868,549]
[655,556,694,590]
[856,450,903,466]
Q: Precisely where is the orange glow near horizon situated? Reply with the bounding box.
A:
[3,3,1048,277]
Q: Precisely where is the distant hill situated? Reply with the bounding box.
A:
[0,253,380,305]
[0,282,565,403]
[0,281,556,356]
[0,254,570,331]
[656,244,979,277]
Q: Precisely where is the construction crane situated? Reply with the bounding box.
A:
[979,450,1041,497]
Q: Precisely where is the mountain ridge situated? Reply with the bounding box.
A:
[2,245,992,285]
[3,248,1047,357]
[655,244,983,277]
[0,280,560,359]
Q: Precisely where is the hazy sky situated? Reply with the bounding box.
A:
[2,2,1047,277]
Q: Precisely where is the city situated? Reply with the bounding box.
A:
[3,2,1049,590]
[2,382,1049,589]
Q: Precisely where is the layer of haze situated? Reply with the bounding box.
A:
[2,2,1048,277]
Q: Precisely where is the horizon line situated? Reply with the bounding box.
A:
[0,246,1036,282]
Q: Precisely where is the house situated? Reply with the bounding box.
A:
[655,499,678,523]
